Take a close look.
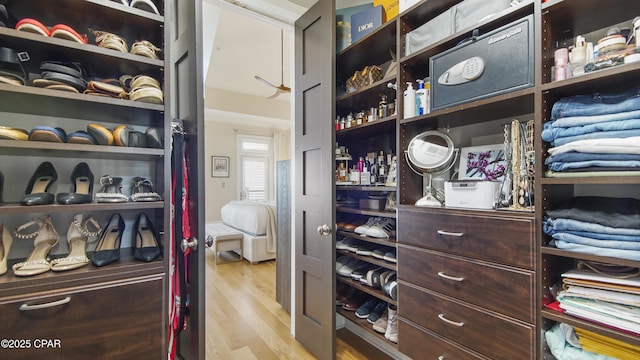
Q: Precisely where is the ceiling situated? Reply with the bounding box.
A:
[202,0,315,101]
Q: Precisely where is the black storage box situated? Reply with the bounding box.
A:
[430,15,534,111]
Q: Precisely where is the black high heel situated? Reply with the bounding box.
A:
[133,213,161,262]
[21,161,57,205]
[91,213,124,267]
[56,162,94,204]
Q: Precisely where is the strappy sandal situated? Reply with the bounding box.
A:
[90,29,128,53]
[130,177,161,202]
[130,40,161,59]
[51,214,101,271]
[95,175,129,203]
[0,46,29,86]
[84,79,128,99]
[12,216,59,277]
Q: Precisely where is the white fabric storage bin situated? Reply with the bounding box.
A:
[453,0,511,32]
[405,8,453,56]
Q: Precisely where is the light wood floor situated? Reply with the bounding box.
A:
[204,250,391,359]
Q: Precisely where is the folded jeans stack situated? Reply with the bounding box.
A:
[544,196,640,261]
[544,85,640,176]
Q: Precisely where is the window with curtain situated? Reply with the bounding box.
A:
[237,134,273,201]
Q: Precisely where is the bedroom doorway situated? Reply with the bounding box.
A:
[237,133,274,201]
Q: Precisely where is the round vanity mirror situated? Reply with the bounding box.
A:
[405,130,458,207]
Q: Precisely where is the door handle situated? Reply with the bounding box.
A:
[205,235,213,248]
[317,224,332,236]
[181,237,198,252]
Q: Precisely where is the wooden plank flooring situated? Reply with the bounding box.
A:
[205,250,392,359]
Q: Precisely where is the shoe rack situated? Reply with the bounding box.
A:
[0,1,166,357]
[334,18,399,347]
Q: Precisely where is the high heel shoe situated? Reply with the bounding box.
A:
[12,216,59,276]
[133,213,161,262]
[0,223,12,275]
[21,161,57,205]
[56,162,94,204]
[91,213,124,267]
[51,214,101,272]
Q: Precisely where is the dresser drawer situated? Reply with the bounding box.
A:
[399,283,535,360]
[398,318,490,360]
[398,245,534,323]
[0,275,163,359]
[398,208,535,269]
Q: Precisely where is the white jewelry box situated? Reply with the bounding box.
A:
[444,180,501,210]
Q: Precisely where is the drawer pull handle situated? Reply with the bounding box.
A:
[437,271,464,282]
[438,357,445,360]
[437,230,464,237]
[438,313,464,327]
[19,297,71,311]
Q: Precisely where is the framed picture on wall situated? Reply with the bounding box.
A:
[212,156,230,177]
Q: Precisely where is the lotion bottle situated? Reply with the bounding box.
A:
[416,79,427,116]
[403,82,416,119]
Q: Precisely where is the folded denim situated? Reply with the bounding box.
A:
[547,136,640,156]
[546,196,640,229]
[551,129,640,147]
[553,240,640,261]
[545,152,640,164]
[551,85,640,120]
[547,159,640,171]
[552,233,640,250]
[544,217,640,237]
[542,119,640,143]
[547,109,640,128]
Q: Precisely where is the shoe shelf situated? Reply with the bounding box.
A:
[0,83,164,123]
[336,249,396,272]
[0,254,163,298]
[336,307,396,346]
[0,27,164,72]
[0,201,163,215]
[337,230,396,247]
[336,206,396,219]
[0,139,164,159]
[337,276,397,307]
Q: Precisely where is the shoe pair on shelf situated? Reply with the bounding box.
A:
[95,175,161,203]
[354,217,395,238]
[92,213,162,267]
[21,162,93,206]
[88,123,162,148]
[11,214,100,276]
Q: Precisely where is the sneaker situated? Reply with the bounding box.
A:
[372,312,388,333]
[354,217,378,235]
[355,243,376,256]
[351,263,374,281]
[346,239,360,253]
[367,301,387,324]
[335,237,350,250]
[335,255,351,272]
[365,267,385,288]
[383,249,397,263]
[355,298,378,319]
[385,305,398,343]
[372,248,387,259]
[366,218,395,238]
[337,258,361,277]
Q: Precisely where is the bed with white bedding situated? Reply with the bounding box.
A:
[208,200,277,263]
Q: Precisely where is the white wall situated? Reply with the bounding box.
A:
[204,117,291,223]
